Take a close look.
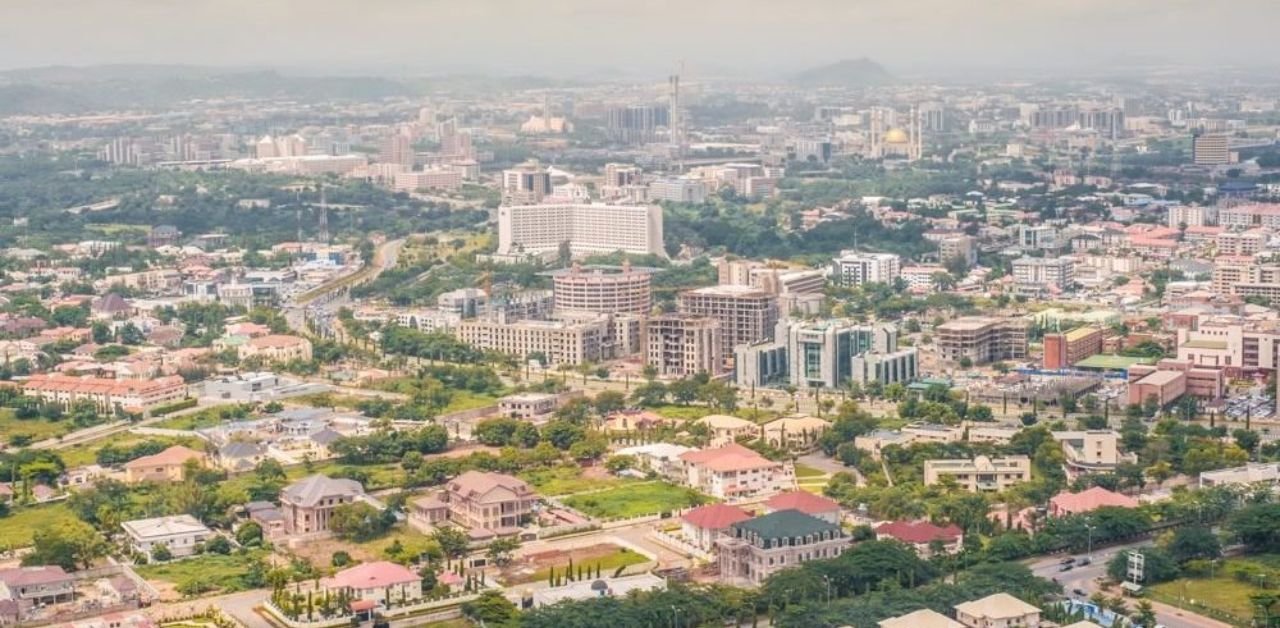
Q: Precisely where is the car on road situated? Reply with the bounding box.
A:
[1077,557,1091,566]
[1073,588,1087,597]
[1059,563,1074,572]
[1060,557,1076,565]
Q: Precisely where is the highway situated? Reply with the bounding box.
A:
[1027,542,1230,628]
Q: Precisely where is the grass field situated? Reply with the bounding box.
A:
[1149,556,1280,623]
[649,405,714,421]
[519,465,629,496]
[151,406,242,430]
[522,547,649,584]
[794,463,826,479]
[0,409,73,445]
[135,550,269,596]
[563,482,707,520]
[58,433,206,468]
[0,502,78,549]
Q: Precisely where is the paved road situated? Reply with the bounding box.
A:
[28,400,220,451]
[1027,543,1230,628]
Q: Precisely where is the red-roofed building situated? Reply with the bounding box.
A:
[681,504,752,551]
[679,443,795,500]
[875,520,963,557]
[764,491,842,524]
[21,373,186,414]
[1048,486,1138,517]
[326,561,422,605]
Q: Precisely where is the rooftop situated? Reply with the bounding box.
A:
[879,609,965,628]
[731,509,841,542]
[955,593,1041,620]
[122,514,210,539]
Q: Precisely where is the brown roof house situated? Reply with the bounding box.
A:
[124,445,207,483]
[411,471,538,539]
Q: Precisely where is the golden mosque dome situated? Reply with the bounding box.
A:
[883,127,910,143]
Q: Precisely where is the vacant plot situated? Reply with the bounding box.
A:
[135,550,269,600]
[520,465,629,497]
[0,409,72,445]
[57,432,205,468]
[563,482,707,520]
[1150,556,1280,623]
[0,502,78,549]
[289,526,437,567]
[501,543,650,585]
[151,406,243,430]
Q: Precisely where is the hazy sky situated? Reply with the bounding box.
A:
[2,0,1278,77]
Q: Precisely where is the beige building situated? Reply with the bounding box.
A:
[954,593,1041,628]
[936,316,1029,364]
[495,202,665,259]
[549,262,653,315]
[23,373,187,414]
[457,318,607,366]
[238,334,313,364]
[881,609,965,628]
[679,443,795,500]
[696,414,759,445]
[677,285,779,357]
[441,471,539,535]
[924,455,1031,492]
[760,415,830,449]
[1052,430,1133,477]
[124,445,208,483]
[645,314,724,377]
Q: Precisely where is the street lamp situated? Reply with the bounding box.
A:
[821,575,833,605]
[671,604,680,628]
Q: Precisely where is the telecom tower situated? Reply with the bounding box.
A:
[669,71,686,170]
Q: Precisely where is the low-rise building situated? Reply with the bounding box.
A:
[121,514,212,558]
[954,593,1041,628]
[760,415,830,449]
[695,414,758,446]
[1200,462,1280,488]
[238,334,313,364]
[875,520,963,557]
[440,471,538,536]
[717,509,848,585]
[680,503,753,551]
[325,561,423,605]
[763,491,841,524]
[923,456,1032,492]
[679,443,795,500]
[0,566,75,606]
[124,445,207,483]
[1051,430,1133,477]
[280,474,367,536]
[22,373,187,413]
[497,392,561,419]
[1048,486,1138,517]
[880,609,965,628]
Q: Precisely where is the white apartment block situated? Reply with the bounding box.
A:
[1012,256,1075,292]
[496,203,665,258]
[456,318,608,366]
[1168,205,1216,228]
[393,168,463,192]
[923,455,1032,492]
[832,251,901,285]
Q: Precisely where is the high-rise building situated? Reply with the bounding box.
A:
[601,163,643,199]
[678,285,779,357]
[380,134,414,168]
[937,234,978,266]
[495,203,665,260]
[649,178,707,204]
[549,262,654,315]
[645,314,723,377]
[502,162,552,204]
[735,319,904,389]
[606,105,669,144]
[1192,133,1230,166]
[1012,256,1075,294]
[935,316,1029,364]
[455,318,608,366]
[831,251,901,285]
[1043,326,1104,370]
[393,169,463,192]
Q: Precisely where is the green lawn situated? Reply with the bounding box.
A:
[794,463,827,479]
[649,405,714,421]
[563,482,708,520]
[151,406,242,430]
[519,465,629,496]
[1150,557,1276,623]
[441,391,500,414]
[0,502,78,549]
[58,433,205,468]
[516,547,650,585]
[134,550,269,595]
[0,409,73,445]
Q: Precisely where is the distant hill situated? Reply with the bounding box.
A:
[790,58,892,87]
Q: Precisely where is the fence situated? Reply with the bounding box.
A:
[1145,589,1250,627]
[648,529,711,561]
[262,590,483,628]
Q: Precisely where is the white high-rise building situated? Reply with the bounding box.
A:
[496,203,665,259]
[831,251,901,286]
[1012,256,1075,294]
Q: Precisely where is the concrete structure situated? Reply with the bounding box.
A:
[678,285,779,357]
[393,168,462,192]
[1051,430,1133,477]
[645,314,724,377]
[717,509,848,585]
[0,566,75,607]
[502,162,551,204]
[22,374,187,413]
[1217,230,1266,256]
[954,593,1041,628]
[938,234,979,266]
[832,251,901,286]
[121,514,212,558]
[1168,205,1217,228]
[648,178,707,204]
[1192,133,1230,166]
[280,474,367,535]
[935,317,1029,364]
[1043,327,1104,370]
[923,456,1032,492]
[497,392,560,419]
[1125,368,1187,407]
[124,445,207,483]
[549,263,654,315]
[1217,204,1280,229]
[679,443,795,500]
[495,203,664,259]
[875,520,963,557]
[850,348,919,386]
[1200,462,1280,488]
[457,318,608,366]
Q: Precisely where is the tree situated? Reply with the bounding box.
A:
[486,537,520,567]
[332,551,353,567]
[1231,503,1280,552]
[593,390,627,416]
[22,519,109,571]
[1234,429,1261,456]
[1131,600,1157,628]
[236,522,264,547]
[203,536,232,555]
[1163,525,1221,565]
[151,544,172,562]
[328,502,392,542]
[432,526,470,559]
[461,590,518,625]
[958,356,973,368]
